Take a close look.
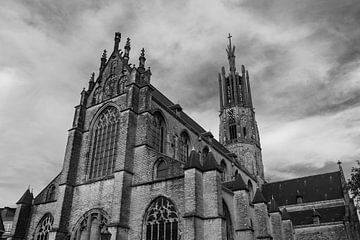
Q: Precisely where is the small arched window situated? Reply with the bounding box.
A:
[179,131,190,162]
[88,107,120,180]
[201,146,209,164]
[155,159,168,179]
[46,185,56,202]
[248,180,254,203]
[234,170,239,179]
[118,79,126,94]
[35,214,54,240]
[92,87,102,105]
[221,160,227,181]
[151,112,166,153]
[229,118,237,141]
[223,201,234,240]
[144,197,179,240]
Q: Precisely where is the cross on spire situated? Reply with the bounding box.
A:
[228,33,232,47]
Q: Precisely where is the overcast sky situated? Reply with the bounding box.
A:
[1,0,360,207]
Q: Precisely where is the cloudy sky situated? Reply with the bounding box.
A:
[1,0,360,206]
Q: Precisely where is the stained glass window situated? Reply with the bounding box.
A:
[71,210,108,240]
[89,107,120,180]
[144,197,179,240]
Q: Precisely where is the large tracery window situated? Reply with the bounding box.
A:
[71,209,109,240]
[178,131,190,162]
[151,112,166,153]
[35,214,54,240]
[89,107,120,180]
[144,197,179,240]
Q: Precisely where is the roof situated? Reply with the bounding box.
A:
[281,208,291,220]
[262,171,343,206]
[203,152,222,172]
[16,189,33,205]
[183,150,203,171]
[289,206,345,226]
[252,188,267,204]
[268,197,280,213]
[223,173,248,191]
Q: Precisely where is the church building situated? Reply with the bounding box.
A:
[4,32,360,240]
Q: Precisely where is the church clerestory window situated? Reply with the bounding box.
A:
[144,197,179,240]
[88,107,120,180]
[223,201,234,240]
[221,160,227,181]
[155,159,168,179]
[34,214,54,240]
[45,185,56,202]
[151,112,166,153]
[178,131,190,162]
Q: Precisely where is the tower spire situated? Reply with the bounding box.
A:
[226,33,236,73]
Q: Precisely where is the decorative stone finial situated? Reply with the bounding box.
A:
[114,32,121,51]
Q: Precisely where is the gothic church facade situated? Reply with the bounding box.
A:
[4,33,360,240]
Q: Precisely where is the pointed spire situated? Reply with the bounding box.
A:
[184,149,203,172]
[226,33,236,73]
[203,152,221,172]
[16,188,33,205]
[114,32,121,51]
[124,37,131,59]
[281,208,291,220]
[99,49,107,72]
[268,196,280,213]
[139,48,146,70]
[252,188,267,204]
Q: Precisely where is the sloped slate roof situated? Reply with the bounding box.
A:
[268,197,280,213]
[281,208,291,220]
[252,188,267,204]
[223,174,248,191]
[289,206,345,226]
[16,189,33,205]
[203,152,222,172]
[262,171,343,206]
[184,150,203,171]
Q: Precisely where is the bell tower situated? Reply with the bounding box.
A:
[218,34,264,181]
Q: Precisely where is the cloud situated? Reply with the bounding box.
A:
[1,0,360,206]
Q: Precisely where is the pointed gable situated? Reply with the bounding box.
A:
[281,208,291,220]
[223,173,248,191]
[268,197,280,213]
[252,188,267,204]
[184,149,203,172]
[203,152,221,172]
[16,189,33,205]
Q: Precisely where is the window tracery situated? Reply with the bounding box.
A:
[34,214,54,240]
[103,76,118,99]
[92,87,102,105]
[144,197,179,240]
[178,132,189,162]
[71,209,108,240]
[88,107,120,180]
[151,112,166,153]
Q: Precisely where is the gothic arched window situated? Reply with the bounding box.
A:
[103,76,117,100]
[35,214,54,240]
[221,160,227,181]
[229,118,237,141]
[89,107,120,180]
[71,209,109,240]
[178,131,190,162]
[155,159,168,179]
[118,80,126,94]
[151,112,166,153]
[144,197,179,240]
[223,201,234,240]
[201,146,209,164]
